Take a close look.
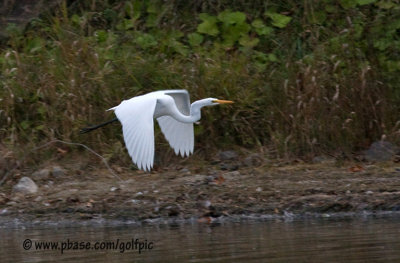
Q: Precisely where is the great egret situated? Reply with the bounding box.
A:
[81,90,233,171]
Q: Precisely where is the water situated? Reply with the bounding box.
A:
[1,217,400,262]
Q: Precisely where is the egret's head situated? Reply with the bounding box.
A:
[192,98,234,109]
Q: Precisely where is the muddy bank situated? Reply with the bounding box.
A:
[1,156,400,226]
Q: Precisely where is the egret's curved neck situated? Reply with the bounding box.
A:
[170,99,208,123]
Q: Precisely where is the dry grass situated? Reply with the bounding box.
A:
[0,0,399,167]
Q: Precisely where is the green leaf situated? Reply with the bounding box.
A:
[356,0,376,5]
[220,21,251,47]
[70,14,81,26]
[38,105,47,116]
[188,33,204,47]
[339,0,357,9]
[373,38,391,51]
[251,19,273,36]
[197,14,219,36]
[252,51,268,62]
[116,19,135,30]
[146,1,160,14]
[20,121,30,130]
[146,14,158,27]
[35,125,45,131]
[168,30,184,39]
[124,1,142,20]
[265,12,292,28]
[25,38,43,53]
[309,11,326,24]
[386,60,400,72]
[239,35,259,48]
[134,32,158,49]
[376,0,397,9]
[218,10,246,25]
[251,19,265,29]
[94,30,108,43]
[325,5,337,13]
[171,41,189,56]
[267,53,278,62]
[103,9,117,22]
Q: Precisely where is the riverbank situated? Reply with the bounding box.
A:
[1,155,400,227]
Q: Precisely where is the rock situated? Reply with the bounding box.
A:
[179,168,191,175]
[220,162,239,171]
[200,200,211,209]
[0,208,9,215]
[223,171,241,180]
[224,171,240,177]
[32,168,51,180]
[218,151,238,161]
[34,196,43,202]
[51,166,65,177]
[12,177,38,195]
[364,141,399,162]
[110,186,119,192]
[205,176,215,184]
[312,155,335,164]
[32,166,66,179]
[243,153,263,167]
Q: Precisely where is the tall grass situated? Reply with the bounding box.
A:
[0,0,399,166]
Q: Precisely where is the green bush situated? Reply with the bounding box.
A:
[0,0,399,164]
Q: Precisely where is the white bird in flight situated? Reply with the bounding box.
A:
[81,90,233,171]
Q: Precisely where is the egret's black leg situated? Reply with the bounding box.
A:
[80,118,118,134]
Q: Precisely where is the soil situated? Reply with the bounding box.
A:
[1,155,400,226]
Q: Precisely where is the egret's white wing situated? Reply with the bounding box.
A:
[158,90,194,157]
[111,95,157,171]
[157,116,194,157]
[164,90,191,115]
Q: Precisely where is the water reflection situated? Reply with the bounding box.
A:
[1,217,400,262]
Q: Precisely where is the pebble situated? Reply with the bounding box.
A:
[12,177,38,195]
[224,171,241,177]
[32,169,50,180]
[51,166,65,177]
[32,166,66,179]
[220,163,239,171]
[243,154,263,167]
[0,208,9,215]
[219,151,238,161]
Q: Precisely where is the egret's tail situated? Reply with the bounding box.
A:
[80,118,119,134]
[107,106,117,111]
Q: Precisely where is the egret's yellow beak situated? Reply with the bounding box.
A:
[213,99,234,104]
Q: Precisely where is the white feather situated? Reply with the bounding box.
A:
[112,94,157,171]
[157,116,194,157]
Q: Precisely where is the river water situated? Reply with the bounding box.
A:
[1,216,400,262]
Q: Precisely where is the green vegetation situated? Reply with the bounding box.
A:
[0,0,400,164]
